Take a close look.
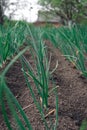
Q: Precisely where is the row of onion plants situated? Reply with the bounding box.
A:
[46,25,87,78]
[0,21,28,67]
[0,22,58,130]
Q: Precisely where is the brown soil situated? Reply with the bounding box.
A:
[0,41,87,130]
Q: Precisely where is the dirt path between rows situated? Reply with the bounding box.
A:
[0,41,87,130]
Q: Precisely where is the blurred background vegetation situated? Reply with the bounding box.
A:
[0,0,87,25]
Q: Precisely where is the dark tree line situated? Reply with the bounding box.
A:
[0,0,4,24]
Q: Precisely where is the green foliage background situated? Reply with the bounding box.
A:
[38,0,87,24]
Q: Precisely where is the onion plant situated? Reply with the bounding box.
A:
[0,46,32,130]
[48,25,87,78]
[80,120,87,130]
[21,25,58,129]
[23,25,57,108]
[0,22,58,130]
[0,21,27,67]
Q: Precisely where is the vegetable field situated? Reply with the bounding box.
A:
[0,21,87,130]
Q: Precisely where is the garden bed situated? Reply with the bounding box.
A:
[0,41,87,130]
